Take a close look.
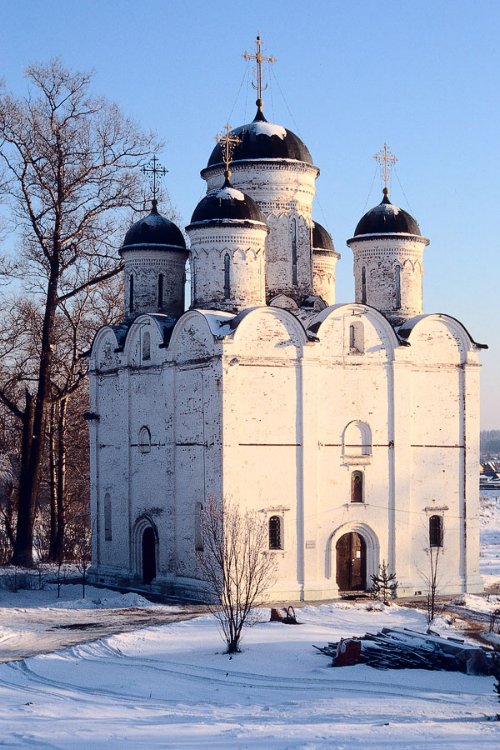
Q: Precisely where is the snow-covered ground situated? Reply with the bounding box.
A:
[0,496,498,749]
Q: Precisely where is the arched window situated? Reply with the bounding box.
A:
[158,273,164,309]
[195,502,203,551]
[351,471,364,502]
[361,266,367,304]
[142,331,151,361]
[269,516,283,550]
[129,274,134,314]
[104,492,112,541]
[395,265,401,309]
[291,218,298,286]
[224,253,231,299]
[343,421,372,457]
[429,515,444,547]
[138,426,151,454]
[349,321,364,353]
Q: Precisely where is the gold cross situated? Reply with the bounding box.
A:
[215,124,242,178]
[373,143,398,190]
[243,34,276,104]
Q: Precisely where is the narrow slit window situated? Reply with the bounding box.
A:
[395,265,401,309]
[142,331,151,361]
[269,515,283,550]
[158,273,164,309]
[351,471,364,502]
[291,218,298,286]
[349,321,364,353]
[129,274,134,313]
[139,426,151,454]
[192,261,196,302]
[361,266,367,304]
[429,515,444,547]
[104,493,112,541]
[195,502,203,551]
[224,253,231,299]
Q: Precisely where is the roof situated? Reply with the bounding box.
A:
[350,188,423,239]
[206,105,313,168]
[121,202,186,252]
[188,177,266,227]
[312,221,336,252]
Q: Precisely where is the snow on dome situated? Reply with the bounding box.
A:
[251,121,287,139]
[205,106,313,168]
[212,185,245,201]
[188,179,266,226]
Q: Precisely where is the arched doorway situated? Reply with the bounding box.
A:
[336,532,366,591]
[142,526,156,584]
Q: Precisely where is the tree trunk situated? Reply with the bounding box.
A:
[12,266,59,566]
[48,401,58,560]
[12,391,35,565]
[54,397,67,562]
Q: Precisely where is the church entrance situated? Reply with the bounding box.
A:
[336,532,366,591]
[142,526,156,584]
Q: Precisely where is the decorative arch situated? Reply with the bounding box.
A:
[138,426,151,453]
[326,522,380,585]
[343,420,372,458]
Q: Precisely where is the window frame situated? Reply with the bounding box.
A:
[269,515,284,551]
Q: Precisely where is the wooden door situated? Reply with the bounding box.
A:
[336,532,366,591]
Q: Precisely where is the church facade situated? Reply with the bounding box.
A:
[87,91,484,601]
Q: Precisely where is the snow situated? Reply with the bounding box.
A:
[251,120,287,139]
[212,186,245,201]
[0,496,498,747]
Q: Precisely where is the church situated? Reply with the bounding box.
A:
[87,42,484,601]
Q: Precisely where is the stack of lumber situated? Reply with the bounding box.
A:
[313,627,493,675]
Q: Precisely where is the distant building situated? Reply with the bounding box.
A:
[88,74,485,600]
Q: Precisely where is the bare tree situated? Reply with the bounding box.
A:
[421,546,442,632]
[0,60,157,565]
[198,498,277,654]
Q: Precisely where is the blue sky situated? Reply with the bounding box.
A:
[1,0,498,428]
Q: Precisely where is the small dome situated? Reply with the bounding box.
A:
[206,106,313,168]
[122,202,186,251]
[312,222,335,252]
[188,178,266,226]
[353,188,422,237]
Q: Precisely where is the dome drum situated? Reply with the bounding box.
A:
[121,203,188,318]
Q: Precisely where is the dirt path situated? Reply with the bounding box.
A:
[0,604,207,663]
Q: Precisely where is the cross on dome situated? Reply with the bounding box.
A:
[242,34,276,108]
[373,143,398,192]
[141,155,168,210]
[215,124,242,181]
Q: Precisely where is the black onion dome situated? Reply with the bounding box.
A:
[206,106,313,167]
[188,179,266,226]
[353,188,422,237]
[312,221,335,252]
[122,203,186,251]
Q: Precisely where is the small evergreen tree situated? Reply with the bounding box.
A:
[370,560,398,605]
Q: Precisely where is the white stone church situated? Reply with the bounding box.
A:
[88,82,485,601]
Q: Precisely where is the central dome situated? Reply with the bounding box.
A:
[206,106,313,168]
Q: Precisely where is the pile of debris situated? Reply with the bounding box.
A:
[313,627,494,675]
